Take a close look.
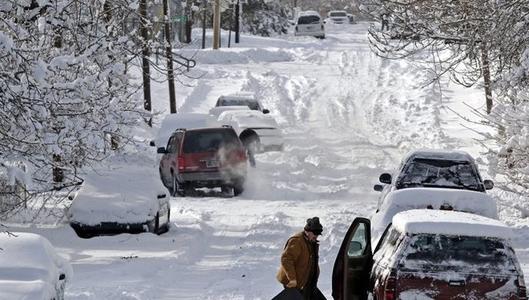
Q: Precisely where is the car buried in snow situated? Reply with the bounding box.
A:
[0,232,72,300]
[332,209,527,300]
[374,149,494,210]
[68,164,171,238]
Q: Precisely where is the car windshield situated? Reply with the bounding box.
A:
[402,234,515,273]
[396,158,482,191]
[330,12,347,17]
[298,15,320,25]
[218,99,260,111]
[183,129,239,153]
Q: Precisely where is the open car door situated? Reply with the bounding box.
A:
[332,218,372,300]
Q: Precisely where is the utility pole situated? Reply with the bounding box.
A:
[202,0,206,49]
[235,0,240,43]
[213,0,220,49]
[139,0,152,126]
[163,0,177,114]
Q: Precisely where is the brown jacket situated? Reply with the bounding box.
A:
[276,232,319,289]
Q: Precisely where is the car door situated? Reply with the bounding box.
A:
[332,218,372,300]
[161,135,179,180]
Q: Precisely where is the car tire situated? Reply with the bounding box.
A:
[171,175,186,197]
[234,182,244,196]
[242,136,258,167]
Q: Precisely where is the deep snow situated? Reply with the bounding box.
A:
[4,23,529,299]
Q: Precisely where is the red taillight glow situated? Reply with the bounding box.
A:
[238,150,247,161]
[385,271,397,300]
[178,156,185,171]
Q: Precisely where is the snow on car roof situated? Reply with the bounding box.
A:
[370,187,498,246]
[218,109,279,129]
[0,280,55,300]
[299,10,321,17]
[393,209,512,239]
[404,149,474,162]
[209,106,251,117]
[68,163,168,225]
[155,113,219,148]
[0,232,71,283]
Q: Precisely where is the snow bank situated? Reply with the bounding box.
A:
[179,48,294,65]
[218,110,280,129]
[393,209,513,239]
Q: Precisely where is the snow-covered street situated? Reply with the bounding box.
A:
[6,22,529,299]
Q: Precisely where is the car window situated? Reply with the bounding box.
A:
[298,15,320,25]
[218,99,260,111]
[402,234,516,273]
[182,129,240,153]
[166,136,176,153]
[396,158,482,191]
[347,222,367,257]
[374,227,401,263]
[330,12,347,17]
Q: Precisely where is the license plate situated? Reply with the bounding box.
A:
[206,160,219,168]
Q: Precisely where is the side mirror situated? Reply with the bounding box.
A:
[379,173,392,184]
[157,147,167,154]
[373,184,383,192]
[149,140,156,147]
[262,109,270,114]
[59,273,66,281]
[484,179,494,190]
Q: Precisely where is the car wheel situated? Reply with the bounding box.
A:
[234,182,244,196]
[172,175,186,197]
[221,185,234,197]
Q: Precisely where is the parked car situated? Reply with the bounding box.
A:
[215,93,270,114]
[326,10,349,24]
[0,232,72,300]
[332,209,526,300]
[216,109,284,153]
[370,186,498,247]
[157,126,247,196]
[374,150,494,209]
[294,11,325,39]
[68,163,170,238]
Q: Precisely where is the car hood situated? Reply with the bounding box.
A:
[68,164,168,225]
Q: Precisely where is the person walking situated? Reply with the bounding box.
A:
[275,217,326,300]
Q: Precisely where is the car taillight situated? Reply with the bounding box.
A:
[178,156,185,171]
[516,276,527,300]
[385,270,397,300]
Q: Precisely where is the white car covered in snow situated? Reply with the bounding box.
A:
[68,164,170,238]
[216,109,284,153]
[294,11,325,39]
[0,232,72,300]
[325,10,349,25]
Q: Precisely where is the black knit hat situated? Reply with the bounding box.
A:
[304,217,323,235]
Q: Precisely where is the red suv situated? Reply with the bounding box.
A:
[157,127,247,196]
[332,209,527,300]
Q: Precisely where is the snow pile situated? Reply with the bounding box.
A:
[181,48,294,65]
[393,209,512,238]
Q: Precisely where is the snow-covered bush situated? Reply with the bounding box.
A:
[0,1,144,197]
[241,0,291,36]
